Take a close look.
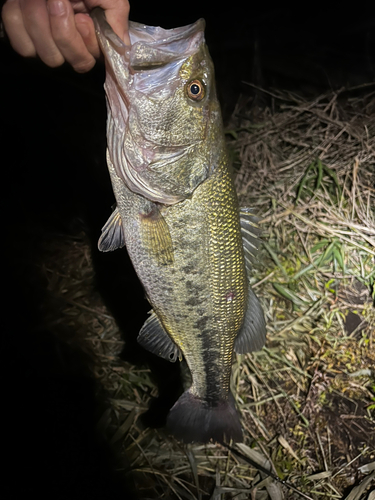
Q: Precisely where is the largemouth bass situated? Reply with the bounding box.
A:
[92,8,266,444]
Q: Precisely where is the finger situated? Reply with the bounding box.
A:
[48,0,96,72]
[74,12,100,60]
[21,0,65,67]
[84,0,130,45]
[102,0,130,45]
[2,0,36,57]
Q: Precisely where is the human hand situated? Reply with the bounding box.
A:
[1,0,130,72]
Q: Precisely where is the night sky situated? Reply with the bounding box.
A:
[1,2,374,498]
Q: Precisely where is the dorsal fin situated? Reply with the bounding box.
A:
[138,310,182,363]
[239,208,262,274]
[234,285,266,354]
[98,206,126,252]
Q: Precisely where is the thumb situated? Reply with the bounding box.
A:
[84,0,130,45]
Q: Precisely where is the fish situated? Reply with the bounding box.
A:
[91,8,266,444]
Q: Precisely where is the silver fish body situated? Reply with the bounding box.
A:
[92,8,266,443]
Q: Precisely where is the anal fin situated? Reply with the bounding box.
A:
[138,310,182,363]
[234,285,266,354]
[98,206,125,252]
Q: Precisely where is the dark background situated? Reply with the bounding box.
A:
[1,2,374,498]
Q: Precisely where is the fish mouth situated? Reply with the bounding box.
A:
[92,8,205,84]
[129,18,206,60]
[95,12,207,101]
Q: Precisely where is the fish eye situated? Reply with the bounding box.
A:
[186,79,205,101]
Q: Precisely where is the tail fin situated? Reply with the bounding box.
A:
[166,390,243,444]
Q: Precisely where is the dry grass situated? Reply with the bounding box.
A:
[37,85,374,499]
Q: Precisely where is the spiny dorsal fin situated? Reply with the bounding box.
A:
[139,203,174,266]
[234,285,266,354]
[138,310,182,363]
[98,206,125,252]
[240,208,262,274]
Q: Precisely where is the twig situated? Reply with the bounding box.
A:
[223,444,314,500]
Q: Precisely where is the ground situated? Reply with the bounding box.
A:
[10,87,373,500]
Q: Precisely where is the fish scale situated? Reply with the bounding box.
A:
[92,8,266,443]
[160,157,246,402]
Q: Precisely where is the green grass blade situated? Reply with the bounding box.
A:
[272,283,308,306]
[296,163,314,203]
[263,242,289,278]
[316,159,323,190]
[333,246,345,272]
[322,163,342,197]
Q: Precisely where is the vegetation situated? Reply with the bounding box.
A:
[39,85,374,499]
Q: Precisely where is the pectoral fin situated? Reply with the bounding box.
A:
[140,203,174,266]
[234,285,266,354]
[240,208,262,274]
[98,206,125,252]
[138,310,182,363]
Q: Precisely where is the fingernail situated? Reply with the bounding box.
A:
[48,0,66,16]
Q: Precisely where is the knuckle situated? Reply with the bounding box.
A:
[2,4,27,41]
[52,30,73,46]
[1,2,20,25]
[50,21,77,48]
[72,57,96,73]
[43,52,65,68]
[23,7,42,26]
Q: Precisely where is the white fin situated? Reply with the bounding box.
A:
[240,208,262,275]
[98,206,125,252]
[234,285,266,354]
[138,311,182,362]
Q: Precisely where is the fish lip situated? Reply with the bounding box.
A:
[91,7,129,52]
[128,18,206,46]
[92,8,206,67]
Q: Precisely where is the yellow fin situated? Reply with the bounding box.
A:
[140,203,174,265]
